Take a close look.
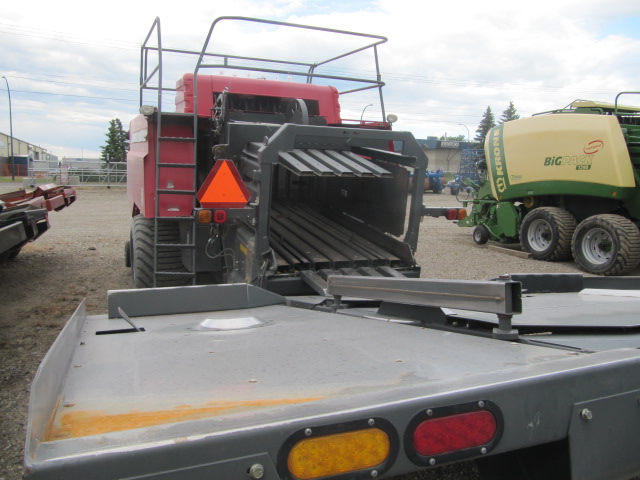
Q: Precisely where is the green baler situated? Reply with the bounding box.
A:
[459,93,640,275]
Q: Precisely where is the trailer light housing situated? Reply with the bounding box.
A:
[446,208,467,221]
[278,418,398,480]
[213,209,227,224]
[405,401,502,466]
[197,209,212,224]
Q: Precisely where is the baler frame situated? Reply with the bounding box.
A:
[129,17,427,289]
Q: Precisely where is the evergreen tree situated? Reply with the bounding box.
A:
[500,101,520,124]
[100,118,129,169]
[474,106,496,146]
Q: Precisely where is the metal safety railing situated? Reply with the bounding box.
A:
[16,162,128,187]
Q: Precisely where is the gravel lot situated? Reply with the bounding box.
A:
[0,186,635,480]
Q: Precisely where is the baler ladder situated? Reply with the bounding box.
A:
[153,112,198,286]
[140,18,198,287]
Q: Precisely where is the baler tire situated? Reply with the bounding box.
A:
[473,225,490,245]
[130,215,190,288]
[520,207,576,261]
[124,239,131,268]
[571,214,640,276]
[450,186,459,196]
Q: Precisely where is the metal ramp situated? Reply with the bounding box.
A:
[298,267,406,297]
[278,148,392,177]
[269,204,409,296]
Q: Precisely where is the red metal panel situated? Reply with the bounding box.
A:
[158,194,194,217]
[175,73,342,124]
[127,114,195,218]
[126,115,151,217]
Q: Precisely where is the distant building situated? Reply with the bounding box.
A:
[0,131,57,176]
[417,137,477,174]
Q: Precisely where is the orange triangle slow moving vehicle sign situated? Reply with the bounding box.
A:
[197,160,251,208]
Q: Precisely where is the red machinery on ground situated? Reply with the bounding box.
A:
[0,184,76,262]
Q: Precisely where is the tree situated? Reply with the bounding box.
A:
[474,106,496,146]
[100,118,129,169]
[500,101,520,124]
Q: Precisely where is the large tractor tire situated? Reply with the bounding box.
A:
[571,214,640,276]
[520,207,576,261]
[130,215,190,288]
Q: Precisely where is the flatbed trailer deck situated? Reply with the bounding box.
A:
[25,275,640,480]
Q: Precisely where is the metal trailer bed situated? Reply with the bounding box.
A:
[25,274,640,480]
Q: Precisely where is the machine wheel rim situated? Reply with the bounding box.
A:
[580,227,613,265]
[527,218,553,252]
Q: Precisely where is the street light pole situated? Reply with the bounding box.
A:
[458,123,470,143]
[360,103,373,122]
[2,76,15,181]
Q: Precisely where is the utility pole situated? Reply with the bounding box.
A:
[2,76,15,181]
[458,123,470,143]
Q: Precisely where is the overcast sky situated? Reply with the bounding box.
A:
[1,0,639,160]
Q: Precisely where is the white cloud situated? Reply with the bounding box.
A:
[1,0,639,154]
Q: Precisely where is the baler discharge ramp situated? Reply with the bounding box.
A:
[126,17,427,293]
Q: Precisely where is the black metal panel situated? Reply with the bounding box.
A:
[278,151,315,176]
[341,150,394,177]
[351,145,417,168]
[324,150,374,177]
[288,149,337,176]
[267,204,405,274]
[107,284,285,318]
[271,213,348,268]
[306,149,355,176]
[569,389,640,480]
[277,148,391,178]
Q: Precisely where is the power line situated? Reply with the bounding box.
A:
[9,74,138,92]
[10,88,138,103]
[0,22,139,51]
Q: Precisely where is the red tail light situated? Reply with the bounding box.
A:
[405,401,502,467]
[213,210,227,224]
[413,410,496,456]
[446,209,458,220]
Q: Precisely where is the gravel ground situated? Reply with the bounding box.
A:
[0,186,636,480]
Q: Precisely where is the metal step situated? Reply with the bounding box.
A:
[155,243,196,249]
[158,163,196,168]
[157,189,196,195]
[159,136,196,142]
